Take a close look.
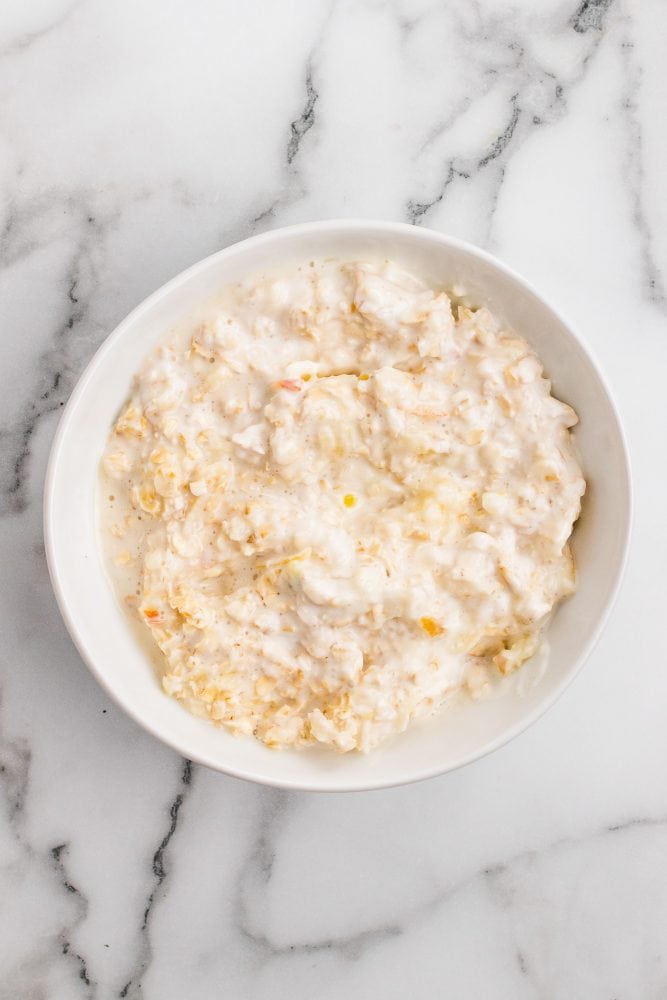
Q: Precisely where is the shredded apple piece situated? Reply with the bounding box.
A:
[420,617,446,637]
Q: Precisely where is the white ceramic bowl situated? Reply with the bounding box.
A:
[44,221,631,791]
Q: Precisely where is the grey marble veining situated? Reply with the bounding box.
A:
[1,0,666,996]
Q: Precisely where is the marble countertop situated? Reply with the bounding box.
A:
[1,0,665,996]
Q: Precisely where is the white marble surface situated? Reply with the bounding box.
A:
[1,0,666,996]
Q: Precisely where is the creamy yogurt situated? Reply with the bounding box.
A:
[101,259,585,752]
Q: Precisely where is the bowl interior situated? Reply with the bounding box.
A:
[45,222,630,790]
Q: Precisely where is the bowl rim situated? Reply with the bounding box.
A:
[43,219,633,791]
